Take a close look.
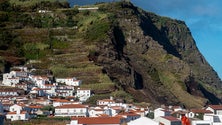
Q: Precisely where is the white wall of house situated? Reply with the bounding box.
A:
[57,89,74,97]
[55,107,88,117]
[97,99,115,106]
[2,73,20,86]
[205,106,222,115]
[154,108,170,118]
[0,91,18,96]
[56,77,81,86]
[10,104,23,112]
[128,117,159,125]
[89,107,104,117]
[6,111,29,121]
[76,89,91,102]
[155,116,181,125]
[204,114,222,124]
[53,101,69,107]
[191,119,211,125]
[10,71,28,78]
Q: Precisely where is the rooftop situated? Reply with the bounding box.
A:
[71,117,121,124]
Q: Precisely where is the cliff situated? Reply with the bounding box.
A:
[90,2,222,108]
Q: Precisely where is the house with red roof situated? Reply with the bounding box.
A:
[88,107,105,117]
[189,109,213,118]
[203,105,222,124]
[206,105,222,115]
[55,104,88,117]
[6,104,30,121]
[0,88,19,97]
[52,99,80,107]
[116,111,140,122]
[154,108,171,119]
[68,116,124,125]
[6,110,30,121]
[9,104,24,112]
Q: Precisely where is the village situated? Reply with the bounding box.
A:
[0,66,221,125]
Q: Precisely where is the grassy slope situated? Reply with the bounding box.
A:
[0,1,132,105]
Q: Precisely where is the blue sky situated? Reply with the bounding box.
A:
[131,0,222,79]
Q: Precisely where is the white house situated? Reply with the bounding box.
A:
[56,77,82,86]
[10,71,29,78]
[9,104,24,112]
[88,107,105,117]
[189,109,213,118]
[0,89,19,96]
[11,66,28,72]
[154,108,171,118]
[190,118,211,125]
[6,110,30,121]
[97,99,115,106]
[56,88,74,97]
[204,115,222,124]
[29,87,45,98]
[2,73,19,86]
[155,116,181,125]
[30,75,50,88]
[206,105,222,115]
[128,117,159,125]
[76,88,91,102]
[55,104,88,117]
[108,106,123,116]
[116,111,140,122]
[68,117,123,125]
[78,7,99,11]
[52,99,80,107]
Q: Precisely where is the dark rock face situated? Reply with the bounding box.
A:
[93,2,222,108]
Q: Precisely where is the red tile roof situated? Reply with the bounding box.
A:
[7,111,27,115]
[161,116,180,122]
[191,109,213,113]
[56,104,87,109]
[118,112,140,117]
[208,105,222,110]
[53,99,70,102]
[28,105,43,109]
[71,117,121,124]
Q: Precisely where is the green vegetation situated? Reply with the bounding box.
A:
[111,90,134,103]
[9,0,68,8]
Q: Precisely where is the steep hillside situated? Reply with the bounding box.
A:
[1,0,222,108]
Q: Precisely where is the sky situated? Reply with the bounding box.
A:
[130,0,222,79]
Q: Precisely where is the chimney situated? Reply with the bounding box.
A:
[110,96,113,100]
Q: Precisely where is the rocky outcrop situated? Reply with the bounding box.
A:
[92,2,222,108]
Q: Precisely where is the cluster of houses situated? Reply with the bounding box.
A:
[64,103,222,125]
[1,66,222,125]
[1,66,90,102]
